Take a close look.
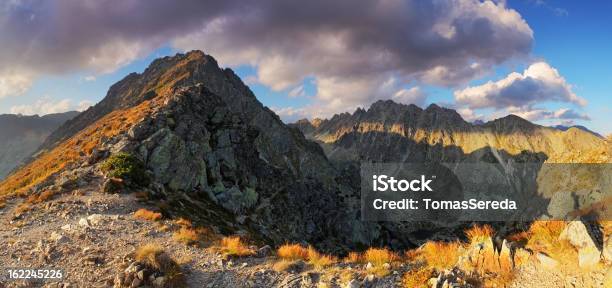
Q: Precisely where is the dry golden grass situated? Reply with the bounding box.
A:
[419,241,461,270]
[25,190,56,204]
[275,244,336,270]
[338,269,356,285]
[134,208,163,221]
[526,220,577,264]
[306,246,337,269]
[402,268,433,288]
[601,220,612,238]
[272,260,297,272]
[135,244,184,286]
[507,231,530,243]
[404,249,421,262]
[172,226,213,246]
[363,248,399,267]
[360,247,399,277]
[465,224,494,244]
[344,252,361,263]
[461,242,516,287]
[219,236,255,257]
[13,203,31,215]
[175,218,192,227]
[277,244,309,261]
[172,227,200,245]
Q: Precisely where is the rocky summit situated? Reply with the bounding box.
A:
[0,51,610,287]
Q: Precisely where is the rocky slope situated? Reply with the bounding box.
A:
[0,51,366,252]
[0,112,78,179]
[0,186,609,287]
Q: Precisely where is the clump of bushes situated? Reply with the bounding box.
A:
[101,152,150,188]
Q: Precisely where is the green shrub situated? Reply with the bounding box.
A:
[101,152,150,187]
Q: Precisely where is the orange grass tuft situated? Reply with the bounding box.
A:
[306,246,337,269]
[344,252,361,263]
[465,224,495,244]
[219,236,255,257]
[133,208,163,221]
[277,244,309,261]
[363,247,399,267]
[172,227,209,245]
[419,241,462,270]
[402,268,433,288]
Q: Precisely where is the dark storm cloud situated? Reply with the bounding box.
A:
[1,0,533,116]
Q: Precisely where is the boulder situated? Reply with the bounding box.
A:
[536,253,558,269]
[78,218,90,227]
[257,245,272,258]
[559,221,601,267]
[602,235,612,264]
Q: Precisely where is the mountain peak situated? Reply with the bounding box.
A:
[369,99,420,112]
[40,50,229,150]
[485,114,537,131]
[552,124,603,138]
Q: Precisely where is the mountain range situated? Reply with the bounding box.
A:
[0,111,78,180]
[0,51,610,287]
[1,51,610,251]
[291,100,609,164]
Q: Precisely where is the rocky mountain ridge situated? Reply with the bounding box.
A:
[551,124,603,138]
[0,51,366,252]
[292,100,610,164]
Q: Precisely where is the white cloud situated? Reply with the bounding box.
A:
[456,107,485,122]
[243,75,259,86]
[0,71,33,98]
[391,87,427,106]
[87,40,155,74]
[10,97,71,115]
[9,96,91,115]
[271,106,310,122]
[77,100,94,111]
[454,62,586,110]
[420,62,487,87]
[507,107,590,122]
[288,85,306,98]
[84,75,96,82]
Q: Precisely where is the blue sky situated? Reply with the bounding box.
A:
[0,0,610,135]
